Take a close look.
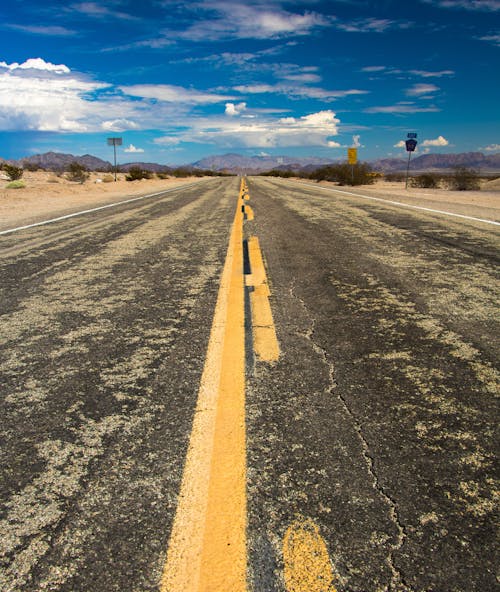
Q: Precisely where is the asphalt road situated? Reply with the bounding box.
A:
[0,176,498,591]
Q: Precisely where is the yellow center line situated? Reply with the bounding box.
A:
[161,194,246,591]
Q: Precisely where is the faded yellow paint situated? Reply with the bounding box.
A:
[283,518,338,592]
[247,236,267,287]
[161,198,246,592]
[246,236,280,362]
[244,204,254,221]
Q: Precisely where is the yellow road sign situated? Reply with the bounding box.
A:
[347,148,357,164]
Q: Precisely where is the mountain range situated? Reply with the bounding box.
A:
[1,151,499,174]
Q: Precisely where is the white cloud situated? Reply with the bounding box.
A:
[482,143,500,151]
[154,136,181,145]
[361,66,387,72]
[281,73,322,83]
[234,82,367,101]
[69,2,137,20]
[0,58,70,74]
[365,102,440,114]
[394,140,406,148]
[424,0,500,11]
[479,34,500,46]
[225,102,247,116]
[406,83,439,96]
[327,141,341,148]
[101,119,139,131]
[422,135,449,146]
[120,84,235,104]
[175,109,341,148]
[0,60,112,131]
[4,24,75,36]
[409,69,454,78]
[124,144,144,153]
[352,135,361,147]
[176,3,330,41]
[336,17,412,33]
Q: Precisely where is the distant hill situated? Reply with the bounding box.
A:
[371,152,500,173]
[19,152,112,171]
[1,150,499,174]
[192,153,338,173]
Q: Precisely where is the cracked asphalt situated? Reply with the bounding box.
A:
[245,177,498,592]
[0,176,498,591]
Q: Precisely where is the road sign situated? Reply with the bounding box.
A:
[406,139,417,152]
[407,132,418,139]
[347,148,357,164]
[107,138,122,181]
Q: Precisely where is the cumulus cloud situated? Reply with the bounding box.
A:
[175,109,341,148]
[327,141,341,148]
[422,135,449,146]
[0,58,111,131]
[0,58,70,74]
[482,143,500,151]
[225,102,247,116]
[352,135,361,147]
[102,119,139,131]
[394,140,406,148]
[124,144,144,153]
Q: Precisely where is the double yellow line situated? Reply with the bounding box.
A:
[161,179,336,591]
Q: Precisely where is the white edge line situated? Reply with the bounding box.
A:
[0,180,209,237]
[285,180,500,227]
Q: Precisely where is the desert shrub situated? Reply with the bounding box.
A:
[410,173,441,189]
[125,167,152,181]
[102,175,114,183]
[447,167,480,191]
[22,162,40,172]
[156,172,170,179]
[385,172,405,182]
[310,162,374,186]
[6,180,26,189]
[67,161,89,183]
[170,168,192,178]
[4,164,24,181]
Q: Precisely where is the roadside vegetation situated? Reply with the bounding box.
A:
[66,161,90,183]
[3,164,24,181]
[258,162,488,191]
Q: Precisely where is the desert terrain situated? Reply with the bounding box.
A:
[0,171,210,231]
[1,170,498,232]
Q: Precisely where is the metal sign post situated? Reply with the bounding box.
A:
[405,133,417,189]
[347,148,357,184]
[107,137,122,181]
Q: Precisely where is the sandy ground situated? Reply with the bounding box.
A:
[0,171,210,231]
[299,179,500,223]
[1,172,499,231]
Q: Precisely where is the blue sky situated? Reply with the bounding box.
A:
[1,0,499,164]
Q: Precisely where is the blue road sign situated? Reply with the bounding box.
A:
[406,139,418,152]
[407,132,418,139]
